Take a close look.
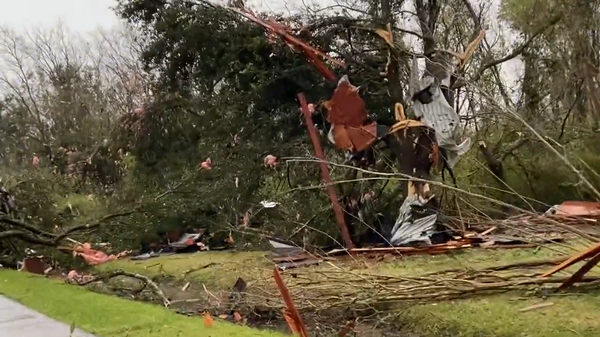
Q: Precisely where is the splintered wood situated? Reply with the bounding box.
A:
[273,267,309,337]
[541,242,600,290]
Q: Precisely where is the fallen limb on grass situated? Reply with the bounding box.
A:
[76,269,170,307]
[243,262,600,314]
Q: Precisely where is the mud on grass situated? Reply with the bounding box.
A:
[94,247,600,337]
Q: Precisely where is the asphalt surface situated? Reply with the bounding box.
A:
[0,295,97,337]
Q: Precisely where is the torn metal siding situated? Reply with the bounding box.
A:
[410,57,471,169]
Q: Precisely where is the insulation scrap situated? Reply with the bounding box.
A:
[72,243,129,265]
[66,269,95,284]
[264,154,277,168]
[199,158,212,170]
[545,201,600,217]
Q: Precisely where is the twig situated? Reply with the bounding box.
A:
[519,302,554,312]
[202,283,222,305]
[182,262,219,277]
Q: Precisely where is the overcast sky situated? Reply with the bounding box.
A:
[0,0,119,32]
[0,0,315,32]
[0,0,521,92]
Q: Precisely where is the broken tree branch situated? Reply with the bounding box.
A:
[53,210,135,243]
[452,14,562,89]
[79,269,171,307]
[0,230,54,246]
[0,210,134,249]
[0,216,55,237]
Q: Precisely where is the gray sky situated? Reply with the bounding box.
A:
[0,0,521,94]
[0,0,307,32]
[0,0,120,32]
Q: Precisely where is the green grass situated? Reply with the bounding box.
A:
[405,294,600,337]
[96,250,272,288]
[0,270,287,337]
[97,245,600,337]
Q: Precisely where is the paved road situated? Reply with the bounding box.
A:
[0,295,97,337]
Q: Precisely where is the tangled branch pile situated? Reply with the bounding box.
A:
[244,257,598,315]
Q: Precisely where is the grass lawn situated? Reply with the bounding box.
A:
[98,245,600,337]
[0,270,288,337]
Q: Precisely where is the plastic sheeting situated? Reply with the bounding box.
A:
[390,194,438,246]
[409,57,471,169]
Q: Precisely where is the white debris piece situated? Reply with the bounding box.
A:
[260,200,279,208]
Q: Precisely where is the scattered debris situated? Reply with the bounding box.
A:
[338,319,356,337]
[74,270,171,307]
[541,242,600,290]
[264,155,278,168]
[228,6,343,82]
[130,251,161,260]
[299,92,355,249]
[66,270,95,284]
[169,232,207,251]
[260,200,279,208]
[232,277,247,293]
[199,158,212,170]
[203,312,214,327]
[19,257,46,275]
[323,75,386,153]
[182,282,191,292]
[268,237,303,254]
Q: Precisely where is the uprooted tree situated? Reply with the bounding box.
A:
[1,0,600,263]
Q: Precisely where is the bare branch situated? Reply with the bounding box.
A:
[453,15,562,89]
[54,210,135,243]
[0,230,54,246]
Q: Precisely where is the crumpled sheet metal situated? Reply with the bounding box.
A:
[410,57,471,169]
[328,123,380,152]
[324,75,367,126]
[390,194,438,246]
[268,238,323,270]
[544,201,600,217]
